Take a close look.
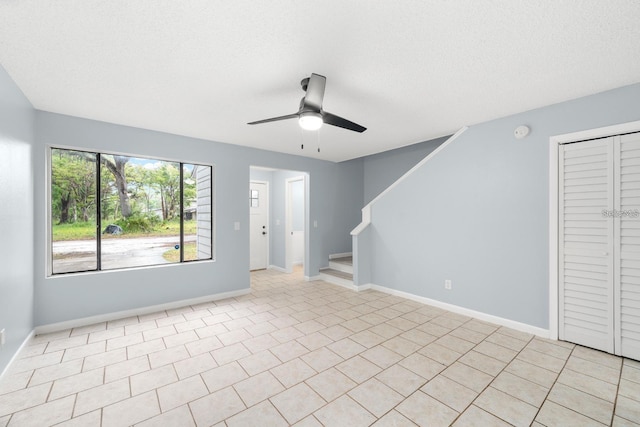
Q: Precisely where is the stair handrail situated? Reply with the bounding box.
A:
[351,126,468,237]
[350,127,468,286]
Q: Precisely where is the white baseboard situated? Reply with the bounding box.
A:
[329,252,352,259]
[318,272,356,289]
[305,275,321,282]
[324,279,358,291]
[268,265,287,273]
[34,288,251,335]
[364,284,550,338]
[318,277,372,294]
[0,329,35,381]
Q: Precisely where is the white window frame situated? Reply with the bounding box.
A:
[46,144,216,277]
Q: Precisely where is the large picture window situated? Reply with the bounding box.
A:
[50,148,214,275]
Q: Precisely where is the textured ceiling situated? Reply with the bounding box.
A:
[1,1,639,162]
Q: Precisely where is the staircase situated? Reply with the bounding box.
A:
[319,254,354,289]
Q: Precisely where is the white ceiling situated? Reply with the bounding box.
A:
[1,1,639,162]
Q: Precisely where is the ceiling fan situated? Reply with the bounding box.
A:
[248,73,367,133]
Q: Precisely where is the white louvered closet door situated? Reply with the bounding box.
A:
[559,138,615,354]
[616,132,640,359]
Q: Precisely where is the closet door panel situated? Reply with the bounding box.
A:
[559,138,614,353]
[617,132,640,360]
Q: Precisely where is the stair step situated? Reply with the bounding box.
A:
[331,256,352,266]
[320,268,353,280]
[319,268,354,289]
[329,256,353,274]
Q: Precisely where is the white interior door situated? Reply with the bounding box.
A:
[559,137,615,353]
[291,179,305,266]
[249,181,268,270]
[616,132,640,359]
[285,176,305,272]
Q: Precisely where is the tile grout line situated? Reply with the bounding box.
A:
[69,392,79,425]
[524,344,624,426]
[610,357,624,427]
[272,294,426,424]
[4,270,637,426]
[365,316,490,425]
[552,358,623,419]
[523,339,573,426]
[446,327,536,426]
[316,285,497,424]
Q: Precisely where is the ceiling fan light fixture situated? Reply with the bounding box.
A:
[248,73,366,133]
[299,112,323,131]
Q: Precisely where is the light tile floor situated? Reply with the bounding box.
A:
[1,268,639,426]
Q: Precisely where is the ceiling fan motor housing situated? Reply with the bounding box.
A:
[301,77,310,92]
[247,73,366,133]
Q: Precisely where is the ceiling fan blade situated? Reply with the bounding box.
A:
[303,73,326,110]
[247,113,299,125]
[322,111,367,133]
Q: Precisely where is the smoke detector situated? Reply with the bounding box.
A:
[514,125,530,139]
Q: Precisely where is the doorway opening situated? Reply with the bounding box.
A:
[286,175,306,273]
[249,166,309,277]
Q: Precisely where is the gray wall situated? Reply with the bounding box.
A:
[367,83,640,329]
[363,137,448,204]
[325,158,364,257]
[34,113,364,325]
[0,66,34,375]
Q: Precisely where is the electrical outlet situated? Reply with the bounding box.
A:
[0,329,5,347]
[444,280,452,290]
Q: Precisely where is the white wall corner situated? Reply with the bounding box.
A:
[356,283,373,292]
[322,281,359,292]
[0,329,35,381]
[351,201,372,236]
[267,265,288,273]
[305,275,322,282]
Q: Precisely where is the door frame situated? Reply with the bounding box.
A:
[549,119,640,341]
[285,175,306,274]
[249,180,269,270]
